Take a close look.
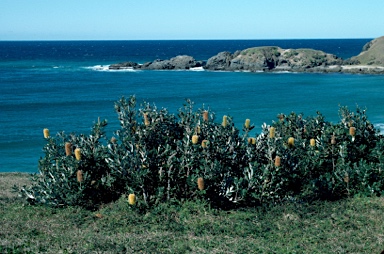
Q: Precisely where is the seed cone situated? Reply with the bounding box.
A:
[269,127,276,138]
[65,142,72,156]
[77,170,83,183]
[349,127,356,137]
[110,137,117,143]
[201,140,209,148]
[128,194,136,205]
[192,135,199,144]
[244,119,251,129]
[288,137,295,147]
[310,138,316,147]
[43,128,50,138]
[274,156,281,167]
[143,113,150,126]
[203,111,209,122]
[75,148,81,160]
[197,177,205,190]
[222,115,228,127]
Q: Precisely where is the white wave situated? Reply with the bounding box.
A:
[189,67,205,71]
[374,123,384,133]
[84,65,138,72]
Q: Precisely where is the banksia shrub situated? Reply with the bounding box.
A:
[77,170,83,183]
[192,135,199,144]
[75,148,81,160]
[203,111,209,122]
[65,142,72,156]
[288,137,295,147]
[269,127,276,138]
[43,128,50,139]
[197,177,205,190]
[275,156,281,167]
[222,115,228,127]
[128,194,136,205]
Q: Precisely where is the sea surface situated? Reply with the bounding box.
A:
[1,39,384,173]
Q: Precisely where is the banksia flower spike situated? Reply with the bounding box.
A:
[128,194,136,205]
[201,140,209,148]
[192,135,199,144]
[310,138,316,147]
[77,170,83,183]
[269,127,276,138]
[203,111,209,122]
[65,142,72,156]
[197,177,205,190]
[349,127,356,136]
[248,137,256,145]
[43,128,50,138]
[288,137,295,147]
[75,148,81,160]
[244,119,251,129]
[143,113,150,126]
[274,156,281,167]
[222,115,228,127]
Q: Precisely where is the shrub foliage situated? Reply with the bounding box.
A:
[19,96,384,209]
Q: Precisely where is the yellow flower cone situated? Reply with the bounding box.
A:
[269,127,276,138]
[244,119,251,129]
[75,148,81,160]
[310,138,316,147]
[43,128,50,138]
[222,115,228,127]
[128,194,136,205]
[288,137,295,147]
[192,135,199,144]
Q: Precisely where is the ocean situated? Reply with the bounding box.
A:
[1,39,384,173]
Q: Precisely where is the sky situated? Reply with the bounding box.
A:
[1,0,383,40]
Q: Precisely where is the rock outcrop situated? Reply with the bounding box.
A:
[109,36,384,74]
[109,55,204,70]
[346,36,384,66]
[205,47,343,72]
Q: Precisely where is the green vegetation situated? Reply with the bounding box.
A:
[1,174,384,253]
[17,96,384,211]
[3,96,384,252]
[349,36,384,65]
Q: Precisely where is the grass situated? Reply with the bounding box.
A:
[1,173,384,253]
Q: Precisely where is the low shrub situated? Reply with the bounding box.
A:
[18,96,384,209]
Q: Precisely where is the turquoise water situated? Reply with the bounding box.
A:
[1,39,384,173]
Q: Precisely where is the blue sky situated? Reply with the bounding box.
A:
[1,0,383,40]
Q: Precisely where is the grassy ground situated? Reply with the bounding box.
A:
[1,173,384,253]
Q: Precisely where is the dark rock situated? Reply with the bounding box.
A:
[205,52,234,70]
[109,61,138,70]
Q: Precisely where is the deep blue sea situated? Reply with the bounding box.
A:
[1,39,384,173]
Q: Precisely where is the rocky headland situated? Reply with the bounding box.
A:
[109,36,384,74]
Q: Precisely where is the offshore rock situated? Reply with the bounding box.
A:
[109,36,384,74]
